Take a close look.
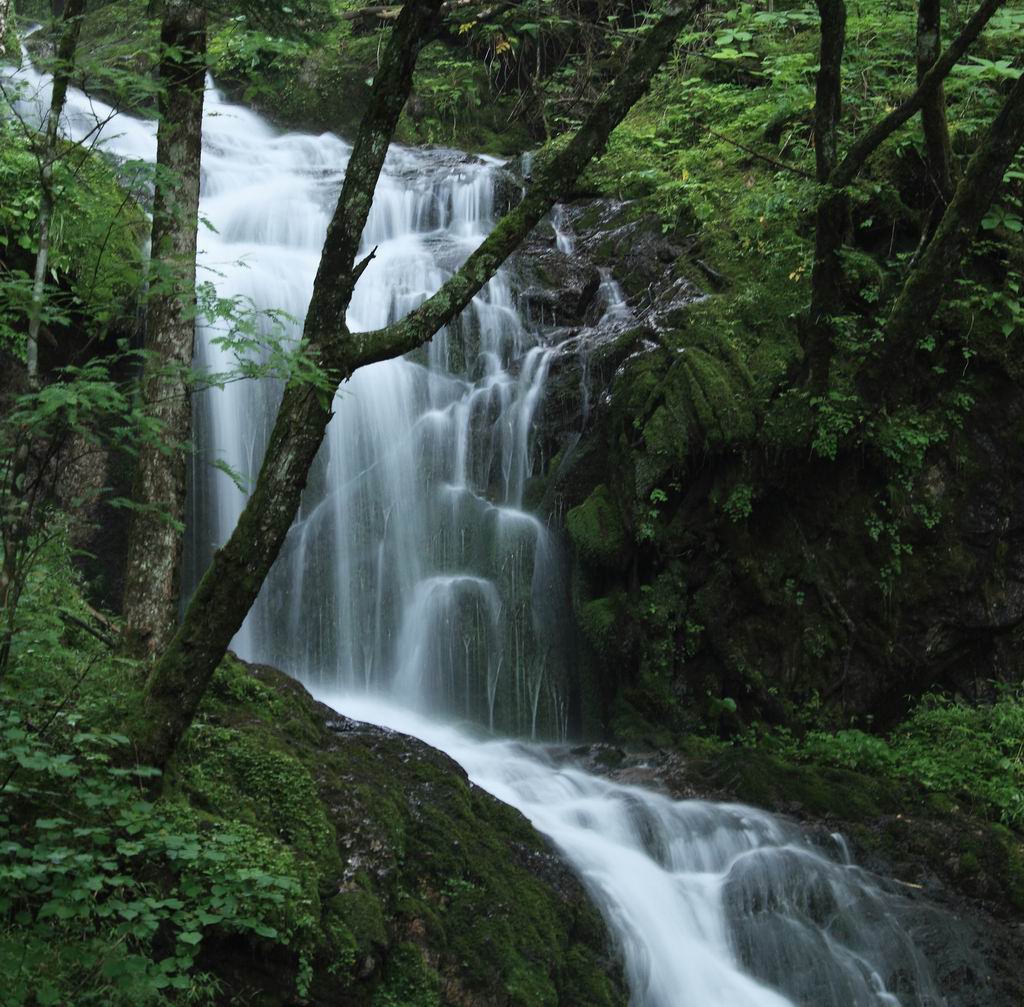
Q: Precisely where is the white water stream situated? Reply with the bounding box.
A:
[3,54,946,1005]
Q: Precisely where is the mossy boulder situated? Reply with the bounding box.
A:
[566,485,627,570]
[169,656,627,1006]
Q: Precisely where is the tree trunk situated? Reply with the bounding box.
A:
[0,441,30,677]
[129,0,707,771]
[830,0,1001,190]
[916,0,955,206]
[803,0,846,392]
[0,0,16,60]
[801,0,1001,390]
[879,70,1024,377]
[26,0,86,383]
[121,0,206,660]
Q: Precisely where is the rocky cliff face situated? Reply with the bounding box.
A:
[517,194,1024,740]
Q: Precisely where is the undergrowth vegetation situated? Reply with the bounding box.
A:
[0,553,316,1006]
[2,0,1023,997]
[740,688,1024,826]
[553,0,1024,763]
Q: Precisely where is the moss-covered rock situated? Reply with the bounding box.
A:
[169,656,627,1006]
[566,484,627,570]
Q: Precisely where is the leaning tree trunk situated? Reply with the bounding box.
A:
[121,0,206,660]
[879,70,1024,377]
[916,0,955,207]
[129,0,707,771]
[26,0,86,383]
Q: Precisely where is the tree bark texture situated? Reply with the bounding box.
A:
[121,0,206,660]
[0,0,16,60]
[879,70,1024,375]
[916,0,955,204]
[130,0,446,767]
[26,0,86,383]
[804,0,847,392]
[802,0,1002,390]
[130,1,705,770]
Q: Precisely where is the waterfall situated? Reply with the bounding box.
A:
[2,56,946,1006]
[185,88,570,738]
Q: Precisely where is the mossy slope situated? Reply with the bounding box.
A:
[171,656,626,1006]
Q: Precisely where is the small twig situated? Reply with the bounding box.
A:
[59,609,117,649]
[698,121,816,181]
[351,245,379,285]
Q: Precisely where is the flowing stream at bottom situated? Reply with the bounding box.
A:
[320,694,941,1007]
[1,53,946,1005]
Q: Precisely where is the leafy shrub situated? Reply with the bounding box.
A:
[891,692,1024,827]
[800,728,896,776]
[0,699,314,1005]
[785,690,1024,827]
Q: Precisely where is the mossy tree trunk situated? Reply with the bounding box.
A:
[121,0,206,661]
[804,0,847,392]
[129,0,707,770]
[879,70,1024,377]
[801,0,1003,391]
[26,0,86,383]
[828,0,1002,191]
[916,0,955,206]
[0,0,17,60]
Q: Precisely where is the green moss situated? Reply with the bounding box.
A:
[567,484,627,568]
[374,942,441,1007]
[178,724,340,874]
[165,659,626,1003]
[579,594,624,654]
[329,887,388,957]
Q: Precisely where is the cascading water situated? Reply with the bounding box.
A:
[322,697,943,1007]
[187,92,570,738]
[3,54,948,1006]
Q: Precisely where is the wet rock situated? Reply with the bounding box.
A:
[563,741,1024,1007]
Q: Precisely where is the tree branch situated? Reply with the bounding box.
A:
[135,0,446,770]
[305,4,442,343]
[27,0,88,382]
[831,0,1003,190]
[697,120,816,181]
[131,0,705,771]
[345,1,706,372]
[916,0,955,205]
[879,70,1024,374]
